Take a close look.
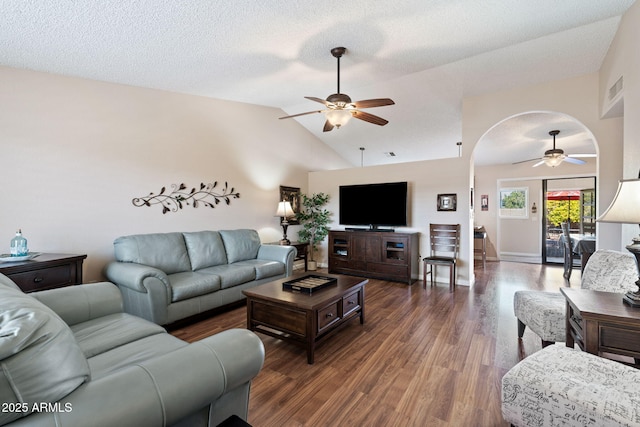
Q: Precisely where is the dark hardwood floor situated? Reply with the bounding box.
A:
[170,261,577,426]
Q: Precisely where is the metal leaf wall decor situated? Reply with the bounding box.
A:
[132,181,240,214]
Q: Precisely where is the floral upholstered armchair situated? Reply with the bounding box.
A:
[513,249,638,346]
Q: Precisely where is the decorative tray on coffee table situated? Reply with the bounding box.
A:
[282,275,337,294]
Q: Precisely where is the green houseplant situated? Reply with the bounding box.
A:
[296,193,331,271]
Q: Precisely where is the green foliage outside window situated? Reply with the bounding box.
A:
[547,200,581,226]
[500,190,526,209]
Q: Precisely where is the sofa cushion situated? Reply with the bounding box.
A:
[220,229,261,263]
[88,333,187,380]
[234,259,286,280]
[70,312,166,358]
[183,231,228,270]
[169,272,221,302]
[114,232,191,275]
[197,264,257,289]
[0,284,90,425]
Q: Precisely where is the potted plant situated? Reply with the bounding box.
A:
[296,193,331,271]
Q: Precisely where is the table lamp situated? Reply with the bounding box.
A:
[597,178,640,307]
[276,201,295,245]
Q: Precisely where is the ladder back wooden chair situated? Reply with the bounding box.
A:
[561,222,579,280]
[423,223,460,292]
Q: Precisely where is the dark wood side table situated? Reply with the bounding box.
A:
[266,241,308,271]
[0,253,87,293]
[474,226,487,269]
[561,288,640,362]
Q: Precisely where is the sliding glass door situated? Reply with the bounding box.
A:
[542,177,596,265]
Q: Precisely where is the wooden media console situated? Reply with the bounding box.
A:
[328,230,419,285]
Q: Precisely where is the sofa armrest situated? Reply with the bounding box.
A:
[10,329,265,427]
[257,244,296,276]
[104,262,173,325]
[104,262,171,294]
[31,282,123,326]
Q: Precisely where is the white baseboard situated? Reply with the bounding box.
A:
[499,252,541,264]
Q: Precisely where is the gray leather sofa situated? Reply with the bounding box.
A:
[105,229,296,325]
[0,273,264,427]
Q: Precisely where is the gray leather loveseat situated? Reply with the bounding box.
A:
[0,273,264,427]
[105,229,296,325]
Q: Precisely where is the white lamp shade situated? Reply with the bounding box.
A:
[325,109,352,128]
[597,179,640,224]
[276,201,295,218]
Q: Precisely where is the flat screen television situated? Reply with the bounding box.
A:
[339,181,408,229]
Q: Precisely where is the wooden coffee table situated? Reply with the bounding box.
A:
[243,273,367,364]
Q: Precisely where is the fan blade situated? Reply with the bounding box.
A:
[532,160,546,167]
[512,158,541,165]
[353,98,395,109]
[568,154,597,158]
[352,110,389,126]
[279,110,322,119]
[304,96,331,106]
[323,120,335,132]
[563,157,586,165]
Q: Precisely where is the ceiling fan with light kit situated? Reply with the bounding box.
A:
[513,130,596,167]
[279,47,395,132]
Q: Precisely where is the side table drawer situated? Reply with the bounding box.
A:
[600,324,640,355]
[9,265,73,292]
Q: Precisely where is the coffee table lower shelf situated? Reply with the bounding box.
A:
[243,274,367,364]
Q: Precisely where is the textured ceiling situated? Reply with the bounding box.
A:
[0,0,635,166]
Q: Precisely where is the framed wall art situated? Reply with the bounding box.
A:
[437,193,457,211]
[499,187,528,219]
[279,186,301,224]
[481,194,489,211]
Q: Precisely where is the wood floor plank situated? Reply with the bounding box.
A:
[170,261,571,426]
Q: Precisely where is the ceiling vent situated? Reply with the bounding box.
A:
[609,76,623,101]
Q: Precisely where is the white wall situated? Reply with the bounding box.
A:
[474,160,597,261]
[0,66,351,281]
[309,157,472,285]
[464,73,624,255]
[600,1,640,248]
[308,72,625,287]
[8,0,638,285]
[496,178,542,263]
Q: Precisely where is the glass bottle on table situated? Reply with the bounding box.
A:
[10,229,28,257]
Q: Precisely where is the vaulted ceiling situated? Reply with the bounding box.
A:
[0,1,634,166]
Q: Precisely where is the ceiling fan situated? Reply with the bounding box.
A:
[513,130,596,167]
[279,47,395,132]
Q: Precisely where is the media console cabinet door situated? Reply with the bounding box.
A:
[328,230,418,285]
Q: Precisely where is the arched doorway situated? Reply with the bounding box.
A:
[471,111,598,265]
